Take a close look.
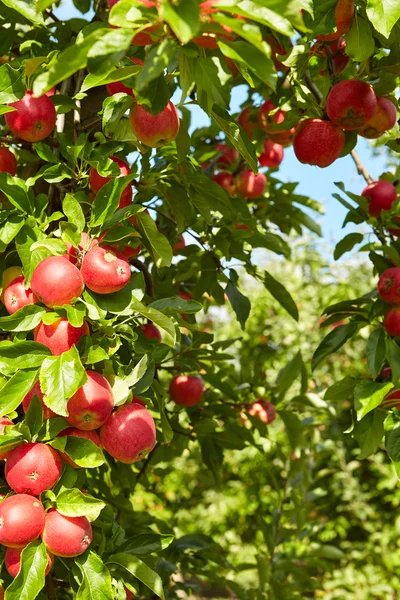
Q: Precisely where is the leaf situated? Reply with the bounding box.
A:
[366,329,386,379]
[149,296,202,314]
[353,409,386,459]
[63,193,86,232]
[366,0,400,38]
[0,62,25,104]
[137,212,172,267]
[132,301,176,346]
[0,173,33,213]
[0,341,51,373]
[4,540,48,600]
[263,271,298,322]
[24,393,43,439]
[324,376,357,401]
[107,553,165,599]
[136,39,177,91]
[76,550,114,600]
[200,437,223,484]
[345,16,375,62]
[312,323,359,371]
[333,232,363,260]
[385,414,400,475]
[90,175,137,228]
[211,104,258,173]
[221,0,294,36]
[50,436,105,468]
[275,352,303,396]
[160,0,200,44]
[121,533,174,555]
[218,40,276,89]
[56,488,106,522]
[0,369,38,417]
[152,379,173,444]
[0,305,47,332]
[0,0,44,25]
[225,278,250,330]
[386,337,400,388]
[354,380,393,420]
[39,346,87,417]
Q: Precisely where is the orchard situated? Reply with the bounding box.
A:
[0,0,399,598]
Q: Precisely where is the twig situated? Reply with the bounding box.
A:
[73,69,86,129]
[131,442,159,493]
[350,149,373,184]
[148,204,176,224]
[45,574,57,600]
[46,9,60,22]
[304,71,323,103]
[130,258,154,297]
[79,118,102,132]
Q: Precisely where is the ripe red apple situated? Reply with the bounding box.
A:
[5,442,62,496]
[265,34,290,72]
[179,291,192,301]
[0,494,46,548]
[384,306,400,336]
[57,428,101,468]
[0,417,14,460]
[81,245,131,294]
[268,127,296,146]
[258,140,284,168]
[257,100,286,133]
[316,0,355,41]
[378,267,400,304]
[293,118,345,167]
[238,106,258,139]
[212,172,236,196]
[169,375,204,406]
[22,382,56,420]
[89,156,132,204]
[358,96,397,139]
[326,80,377,130]
[140,322,161,341]
[0,146,17,175]
[66,371,114,431]
[5,546,53,578]
[42,510,92,557]
[215,143,239,165]
[173,234,185,255]
[100,402,157,463]
[383,388,400,409]
[247,400,276,424]
[31,256,84,308]
[129,101,180,147]
[106,80,135,97]
[362,180,397,218]
[5,91,57,142]
[3,275,38,314]
[35,318,89,356]
[236,170,267,199]
[124,587,134,600]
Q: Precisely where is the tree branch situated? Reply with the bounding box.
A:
[130,259,154,297]
[0,136,58,148]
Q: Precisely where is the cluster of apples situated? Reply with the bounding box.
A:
[241,399,276,426]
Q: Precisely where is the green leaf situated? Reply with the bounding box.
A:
[137,212,172,267]
[353,409,386,459]
[366,0,400,38]
[366,329,386,379]
[0,173,33,213]
[312,323,359,371]
[263,270,298,322]
[386,337,400,388]
[24,393,43,439]
[324,376,357,401]
[385,414,400,475]
[56,488,106,522]
[76,550,114,600]
[4,540,48,600]
[39,346,87,417]
[107,553,165,599]
[63,193,86,232]
[50,436,105,468]
[149,296,202,314]
[160,0,200,44]
[90,175,137,228]
[333,232,363,261]
[81,64,141,93]
[132,301,176,346]
[121,533,174,555]
[0,369,38,417]
[225,277,250,330]
[0,341,51,373]
[0,0,44,25]
[0,63,25,103]
[219,0,294,36]
[211,104,258,173]
[153,379,173,444]
[136,39,177,91]
[345,16,375,62]
[354,380,393,420]
[275,352,303,396]
[0,305,47,332]
[218,40,276,89]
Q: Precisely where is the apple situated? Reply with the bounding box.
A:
[257,99,286,133]
[100,402,157,464]
[362,180,397,218]
[5,91,56,142]
[5,442,62,496]
[22,382,56,420]
[238,106,258,139]
[1,265,23,302]
[169,375,204,406]
[0,494,46,548]
[326,80,377,130]
[316,0,355,42]
[215,143,240,165]
[66,371,114,431]
[358,96,397,139]
[81,245,131,294]
[378,267,400,304]
[293,118,345,167]
[129,101,180,147]
[89,156,132,204]
[42,510,92,557]
[258,140,284,168]
[247,400,276,424]
[140,322,161,341]
[0,146,17,175]
[31,255,84,308]
[3,275,38,314]
[34,318,89,356]
[384,306,400,336]
[5,546,53,578]
[212,172,236,196]
[236,169,267,199]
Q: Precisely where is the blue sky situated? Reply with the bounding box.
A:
[55,1,390,245]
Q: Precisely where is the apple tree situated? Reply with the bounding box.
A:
[0,0,399,598]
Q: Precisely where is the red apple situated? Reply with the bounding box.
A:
[100,402,157,464]
[0,146,17,175]
[378,267,400,304]
[81,245,131,294]
[212,172,236,196]
[124,587,134,600]
[3,275,38,314]
[362,180,397,218]
[5,91,56,142]
[236,170,266,199]
[5,546,53,578]
[257,100,286,133]
[316,0,355,42]
[293,118,345,167]
[42,510,92,557]
[66,371,114,431]
[22,382,56,420]
[247,400,276,424]
[169,375,204,406]
[215,143,239,165]
[35,318,89,356]
[326,80,377,130]
[0,494,46,548]
[238,106,258,139]
[358,96,397,139]
[129,101,180,147]
[384,306,400,336]
[5,443,62,496]
[31,256,84,308]
[106,80,135,97]
[89,156,132,204]
[258,140,284,168]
